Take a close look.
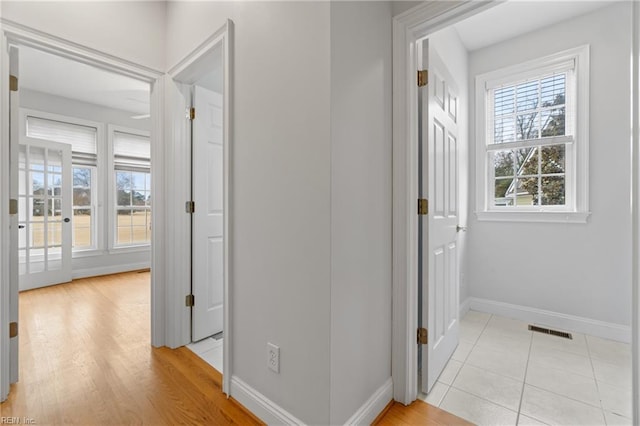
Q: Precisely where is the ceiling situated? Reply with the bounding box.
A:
[453,1,612,51]
[19,46,150,114]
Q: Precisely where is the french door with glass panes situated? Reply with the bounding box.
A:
[18,137,72,291]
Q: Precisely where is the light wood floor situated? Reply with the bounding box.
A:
[374,401,474,426]
[0,271,262,425]
[0,271,470,425]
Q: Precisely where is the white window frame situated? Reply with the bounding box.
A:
[20,108,104,254]
[475,45,590,223]
[107,124,151,252]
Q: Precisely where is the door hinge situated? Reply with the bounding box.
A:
[9,75,18,92]
[9,198,18,215]
[188,107,195,120]
[418,198,428,215]
[185,201,195,213]
[417,327,428,345]
[9,322,18,338]
[185,294,195,307]
[417,70,428,87]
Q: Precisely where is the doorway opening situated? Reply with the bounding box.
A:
[399,1,635,424]
[1,25,162,403]
[166,21,232,389]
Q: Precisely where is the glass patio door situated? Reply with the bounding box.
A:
[18,137,72,290]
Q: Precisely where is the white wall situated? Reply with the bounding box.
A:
[0,1,165,72]
[467,2,632,326]
[427,27,470,306]
[329,2,392,424]
[167,3,332,424]
[20,89,151,278]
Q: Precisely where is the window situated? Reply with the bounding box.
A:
[112,130,151,247]
[475,46,590,223]
[25,115,99,249]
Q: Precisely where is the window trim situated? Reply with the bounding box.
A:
[20,108,104,251]
[107,124,151,252]
[475,45,590,223]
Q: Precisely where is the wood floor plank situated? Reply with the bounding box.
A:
[374,400,474,426]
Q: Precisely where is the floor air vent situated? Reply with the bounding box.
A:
[528,325,573,340]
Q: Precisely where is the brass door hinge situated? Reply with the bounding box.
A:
[417,327,428,345]
[189,107,195,120]
[418,198,428,215]
[9,75,17,92]
[417,70,428,87]
[185,294,195,307]
[185,201,195,214]
[9,322,18,338]
[9,198,18,215]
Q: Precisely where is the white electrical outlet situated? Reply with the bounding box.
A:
[267,342,280,373]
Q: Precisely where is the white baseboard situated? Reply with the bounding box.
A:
[72,262,150,280]
[230,375,305,425]
[344,377,393,425]
[468,297,631,343]
[459,297,471,319]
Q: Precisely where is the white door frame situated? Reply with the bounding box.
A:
[391,4,640,422]
[0,19,165,402]
[166,20,233,394]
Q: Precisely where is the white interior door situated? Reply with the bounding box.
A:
[191,85,224,342]
[18,138,73,291]
[420,40,461,394]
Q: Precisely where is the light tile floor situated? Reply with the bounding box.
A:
[420,311,632,426]
[187,335,224,373]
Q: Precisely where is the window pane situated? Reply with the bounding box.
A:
[516,178,538,205]
[540,74,565,107]
[516,147,538,175]
[516,80,538,111]
[541,145,565,174]
[494,86,514,115]
[494,178,512,200]
[541,108,565,137]
[73,209,92,248]
[493,150,514,177]
[494,117,515,143]
[541,176,565,205]
[131,172,147,190]
[516,113,539,140]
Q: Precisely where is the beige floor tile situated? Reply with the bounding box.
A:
[520,385,605,426]
[597,381,632,419]
[440,387,518,426]
[438,358,464,385]
[466,343,529,381]
[525,361,599,407]
[531,330,589,357]
[452,364,523,411]
[528,343,593,377]
[586,335,631,366]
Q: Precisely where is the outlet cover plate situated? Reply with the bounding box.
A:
[267,342,280,373]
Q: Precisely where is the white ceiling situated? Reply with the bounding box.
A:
[19,46,150,114]
[453,1,612,51]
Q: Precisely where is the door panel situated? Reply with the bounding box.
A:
[192,85,224,342]
[420,41,461,394]
[18,138,72,291]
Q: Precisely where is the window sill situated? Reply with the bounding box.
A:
[109,244,151,255]
[476,210,591,223]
